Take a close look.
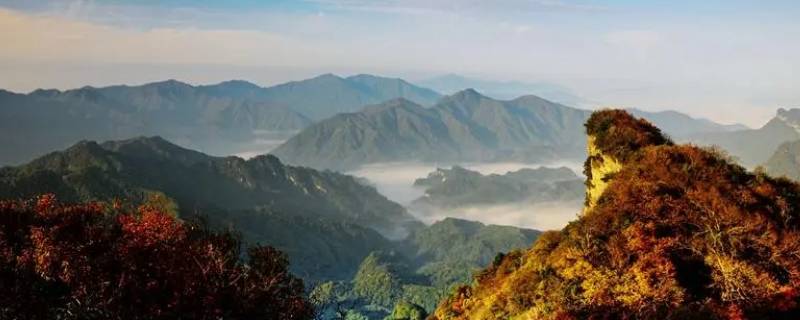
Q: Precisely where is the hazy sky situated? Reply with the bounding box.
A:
[1,0,798,126]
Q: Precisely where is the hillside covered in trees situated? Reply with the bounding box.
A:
[310,218,541,319]
[432,110,800,319]
[0,195,314,319]
[0,136,418,281]
[412,166,583,208]
[0,136,543,319]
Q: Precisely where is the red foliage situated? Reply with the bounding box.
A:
[433,110,800,320]
[0,195,314,320]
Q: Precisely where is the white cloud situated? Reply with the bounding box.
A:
[0,8,334,66]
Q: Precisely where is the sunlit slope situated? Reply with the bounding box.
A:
[432,110,800,320]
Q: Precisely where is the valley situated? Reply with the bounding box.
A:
[1,73,797,320]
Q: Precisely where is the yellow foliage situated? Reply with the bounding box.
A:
[431,110,800,320]
[706,253,780,302]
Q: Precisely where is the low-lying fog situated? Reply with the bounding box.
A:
[347,161,585,231]
[209,131,296,159]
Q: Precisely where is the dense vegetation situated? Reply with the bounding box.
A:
[0,136,544,319]
[310,218,541,319]
[0,136,416,281]
[433,109,800,319]
[0,195,313,319]
[412,166,582,208]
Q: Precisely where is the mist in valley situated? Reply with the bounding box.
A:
[347,160,585,231]
[211,131,297,160]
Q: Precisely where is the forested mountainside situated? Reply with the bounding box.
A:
[0,136,542,319]
[0,74,439,165]
[271,89,749,171]
[311,218,541,319]
[271,90,591,171]
[0,136,417,281]
[0,196,315,319]
[412,166,582,208]
[432,110,800,320]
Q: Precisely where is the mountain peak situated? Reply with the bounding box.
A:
[346,74,402,83]
[584,110,672,208]
[776,107,800,123]
[360,98,421,113]
[214,79,261,89]
[433,109,800,320]
[452,88,482,98]
[144,79,193,89]
[441,88,489,105]
[311,73,343,81]
[66,139,105,153]
[511,94,559,105]
[585,109,672,162]
[100,136,211,165]
[29,88,62,97]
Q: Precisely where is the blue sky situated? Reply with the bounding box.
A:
[0,0,798,125]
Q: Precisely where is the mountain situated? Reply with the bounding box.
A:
[260,74,441,121]
[402,218,541,289]
[764,139,800,180]
[0,135,548,318]
[627,108,748,138]
[417,74,583,106]
[432,110,800,319]
[0,80,310,165]
[271,90,590,170]
[271,90,740,171]
[0,136,420,281]
[690,108,800,167]
[0,74,441,166]
[311,218,541,319]
[412,166,583,208]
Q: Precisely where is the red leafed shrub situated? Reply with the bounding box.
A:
[0,194,314,320]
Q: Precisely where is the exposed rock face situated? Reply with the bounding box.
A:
[584,135,622,209]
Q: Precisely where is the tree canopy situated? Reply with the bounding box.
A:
[0,195,314,319]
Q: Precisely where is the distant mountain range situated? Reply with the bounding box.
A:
[2,73,758,172]
[271,90,589,170]
[626,108,748,138]
[690,108,800,167]
[0,74,439,166]
[271,89,749,171]
[263,74,441,120]
[418,74,583,106]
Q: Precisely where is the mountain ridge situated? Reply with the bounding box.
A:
[0,136,420,281]
[271,90,741,171]
[0,74,442,166]
[691,107,800,167]
[432,109,800,319]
